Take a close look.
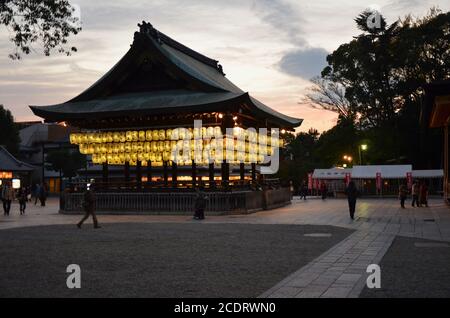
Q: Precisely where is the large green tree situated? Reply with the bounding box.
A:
[46,148,85,181]
[309,8,450,166]
[0,0,81,59]
[0,104,20,155]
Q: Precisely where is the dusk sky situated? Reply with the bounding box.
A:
[1,0,449,132]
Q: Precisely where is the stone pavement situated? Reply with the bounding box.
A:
[1,196,449,298]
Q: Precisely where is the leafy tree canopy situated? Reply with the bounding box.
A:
[46,148,85,179]
[0,0,81,59]
[0,104,20,155]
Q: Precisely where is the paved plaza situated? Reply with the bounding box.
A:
[1,196,450,297]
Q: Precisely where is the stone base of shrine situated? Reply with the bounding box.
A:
[59,188,292,215]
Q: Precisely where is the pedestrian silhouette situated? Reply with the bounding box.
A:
[77,184,101,229]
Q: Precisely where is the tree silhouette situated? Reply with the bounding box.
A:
[0,0,81,60]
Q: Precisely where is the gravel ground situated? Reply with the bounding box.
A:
[361,236,450,298]
[0,223,352,298]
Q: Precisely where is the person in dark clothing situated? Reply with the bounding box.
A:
[33,183,40,205]
[398,183,408,209]
[17,187,27,215]
[411,180,420,207]
[301,181,307,200]
[77,184,100,229]
[345,181,359,220]
[419,181,429,207]
[194,188,208,220]
[39,183,47,207]
[320,182,327,200]
[1,182,14,216]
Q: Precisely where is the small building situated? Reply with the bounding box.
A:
[0,145,35,189]
[18,122,77,193]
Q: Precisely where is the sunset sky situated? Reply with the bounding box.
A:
[0,0,449,132]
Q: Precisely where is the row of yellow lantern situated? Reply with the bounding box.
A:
[91,151,265,166]
[78,140,276,156]
[70,127,281,145]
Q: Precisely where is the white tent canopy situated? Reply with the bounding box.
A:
[351,165,412,179]
[312,165,443,180]
[312,168,351,179]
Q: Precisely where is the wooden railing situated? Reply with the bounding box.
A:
[60,188,292,215]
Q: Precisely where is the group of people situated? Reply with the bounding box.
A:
[297,181,327,200]
[399,180,429,208]
[0,182,33,215]
[0,182,48,216]
[31,183,48,207]
[344,179,431,220]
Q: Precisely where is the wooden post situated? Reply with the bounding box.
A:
[445,125,449,201]
[251,163,256,184]
[163,161,168,187]
[209,162,215,189]
[191,160,197,188]
[147,161,152,188]
[124,162,130,184]
[136,161,142,191]
[172,162,178,188]
[221,160,229,188]
[102,162,108,191]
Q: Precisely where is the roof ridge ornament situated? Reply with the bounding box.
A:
[217,64,225,76]
[138,21,162,43]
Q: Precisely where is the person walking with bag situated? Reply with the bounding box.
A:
[77,184,101,229]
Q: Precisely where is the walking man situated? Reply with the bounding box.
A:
[1,181,14,216]
[345,181,359,220]
[39,182,47,207]
[399,183,408,209]
[33,183,40,205]
[411,180,420,207]
[77,184,101,229]
[301,181,307,200]
[18,186,27,215]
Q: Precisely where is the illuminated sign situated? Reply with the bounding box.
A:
[12,179,21,189]
[0,171,13,179]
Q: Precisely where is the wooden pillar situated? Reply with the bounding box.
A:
[240,163,245,182]
[191,160,197,188]
[445,125,449,201]
[221,160,229,188]
[147,161,152,187]
[124,162,130,187]
[251,163,256,184]
[136,161,142,191]
[172,162,178,188]
[209,163,215,189]
[163,161,168,187]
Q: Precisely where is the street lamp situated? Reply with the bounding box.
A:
[359,144,368,165]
